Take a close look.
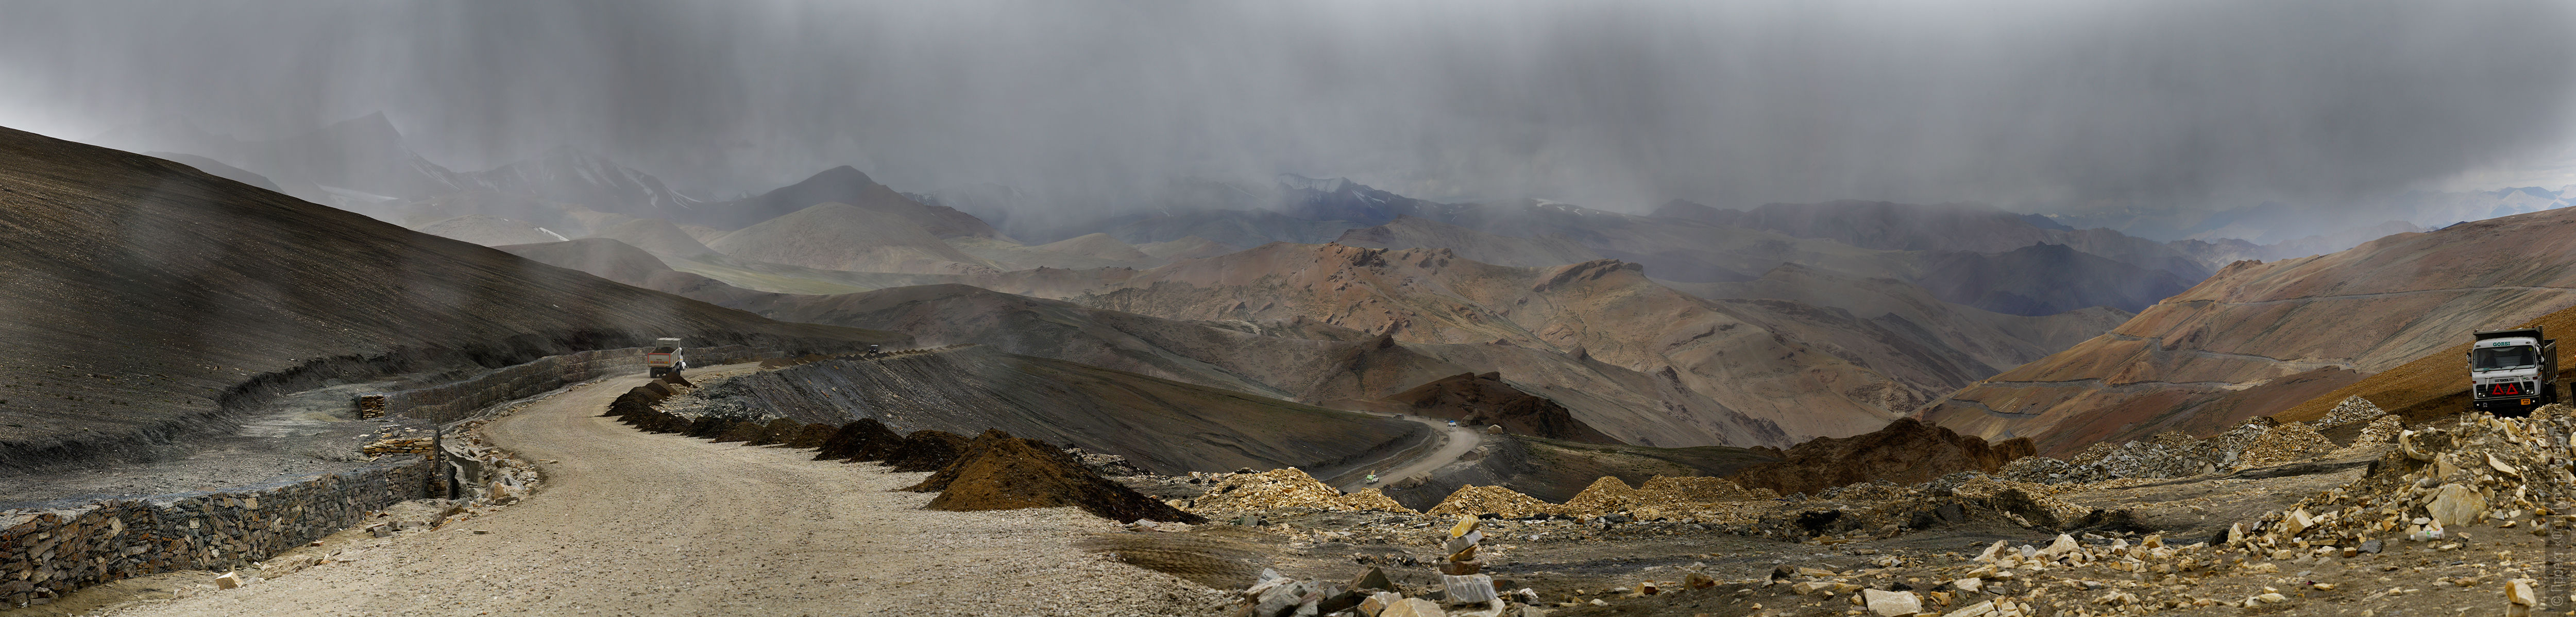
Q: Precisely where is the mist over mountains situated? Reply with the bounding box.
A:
[10,1,2576,242]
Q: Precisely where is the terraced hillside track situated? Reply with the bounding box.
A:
[109,367,1213,617]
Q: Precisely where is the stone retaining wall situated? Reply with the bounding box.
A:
[0,456,434,607]
[2,345,787,608]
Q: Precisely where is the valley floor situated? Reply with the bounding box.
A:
[80,370,1224,617]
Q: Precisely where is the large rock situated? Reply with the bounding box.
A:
[1379,598,1446,617]
[1862,588,1922,616]
[2428,483,2486,528]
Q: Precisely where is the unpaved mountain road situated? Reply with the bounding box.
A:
[104,368,1220,617]
[1333,414,1484,493]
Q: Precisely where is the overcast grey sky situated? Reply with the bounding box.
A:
[3,1,2573,213]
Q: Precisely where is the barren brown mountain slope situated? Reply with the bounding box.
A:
[1668,263,2129,375]
[498,246,1793,447]
[0,126,900,470]
[1333,215,1603,267]
[706,202,1001,275]
[1379,372,1618,443]
[674,346,1428,477]
[1919,207,2576,454]
[964,243,1993,441]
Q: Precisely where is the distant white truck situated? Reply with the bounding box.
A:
[2470,328,2558,417]
[646,337,687,379]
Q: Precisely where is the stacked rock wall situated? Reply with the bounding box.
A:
[4,344,785,607]
[0,456,433,606]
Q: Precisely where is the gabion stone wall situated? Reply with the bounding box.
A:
[1,456,434,607]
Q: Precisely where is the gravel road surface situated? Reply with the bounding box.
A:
[1334,415,1484,493]
[103,369,1223,616]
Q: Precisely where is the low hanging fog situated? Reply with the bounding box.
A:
[4,0,2574,220]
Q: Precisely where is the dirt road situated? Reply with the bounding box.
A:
[1333,415,1484,493]
[106,369,1220,616]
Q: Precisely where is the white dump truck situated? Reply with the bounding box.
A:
[646,337,687,378]
[2469,327,2558,417]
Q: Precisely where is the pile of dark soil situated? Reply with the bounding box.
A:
[907,430,1205,524]
[612,379,1200,524]
[1384,372,1617,443]
[812,418,904,461]
[883,430,973,472]
[1727,418,2035,495]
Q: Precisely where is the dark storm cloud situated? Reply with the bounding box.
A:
[3,1,2572,211]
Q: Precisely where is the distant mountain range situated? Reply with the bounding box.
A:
[98,112,2566,450]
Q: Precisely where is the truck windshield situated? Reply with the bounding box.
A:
[650,347,675,354]
[2474,345,2538,371]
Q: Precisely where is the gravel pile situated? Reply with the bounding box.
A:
[2232,414,2574,556]
[1184,468,1415,516]
[2002,398,2401,485]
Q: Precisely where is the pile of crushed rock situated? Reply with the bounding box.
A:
[1182,468,1411,516]
[2001,397,2419,485]
[2228,410,2576,559]
[608,374,1197,524]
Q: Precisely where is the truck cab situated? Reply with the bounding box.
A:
[646,337,687,378]
[2469,328,2558,417]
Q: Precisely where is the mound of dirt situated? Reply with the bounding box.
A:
[1184,468,1416,516]
[1727,418,2035,495]
[813,419,904,461]
[883,430,973,472]
[1557,476,1643,513]
[906,430,1204,524]
[1384,372,1618,444]
[1422,485,1553,519]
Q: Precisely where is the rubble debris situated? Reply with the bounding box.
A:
[2321,396,2387,425]
[1063,448,1143,476]
[214,571,241,590]
[361,437,434,456]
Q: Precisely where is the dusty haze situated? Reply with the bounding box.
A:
[3,1,2573,216]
